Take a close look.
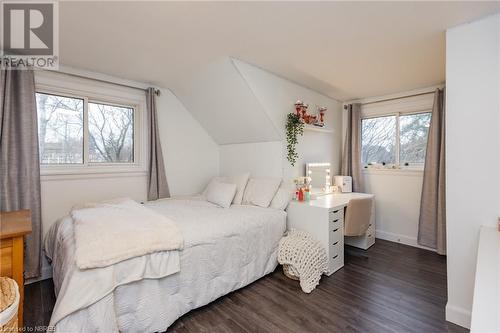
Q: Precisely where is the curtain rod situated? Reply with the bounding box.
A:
[343,91,435,110]
[43,69,161,96]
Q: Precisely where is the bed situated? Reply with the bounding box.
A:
[44,196,287,332]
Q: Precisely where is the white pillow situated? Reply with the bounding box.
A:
[206,181,237,208]
[202,177,223,197]
[242,177,281,208]
[225,173,250,205]
[202,173,249,205]
[270,186,294,210]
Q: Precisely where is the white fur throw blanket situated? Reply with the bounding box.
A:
[72,198,184,269]
[278,229,328,293]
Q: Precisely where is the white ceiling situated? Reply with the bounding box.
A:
[59,1,500,101]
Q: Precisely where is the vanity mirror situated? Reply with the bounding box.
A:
[305,162,332,193]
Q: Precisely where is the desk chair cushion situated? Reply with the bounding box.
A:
[344,198,373,237]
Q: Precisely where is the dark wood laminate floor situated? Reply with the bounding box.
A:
[25,239,468,333]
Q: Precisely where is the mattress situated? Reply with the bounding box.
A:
[45,197,286,332]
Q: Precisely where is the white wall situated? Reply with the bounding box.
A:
[157,90,219,196]
[445,14,500,328]
[220,141,283,178]
[35,71,219,280]
[363,170,426,248]
[224,59,343,181]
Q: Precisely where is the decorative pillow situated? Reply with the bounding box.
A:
[242,177,282,208]
[225,173,250,205]
[202,173,250,205]
[205,181,237,208]
[202,177,223,198]
[270,186,294,210]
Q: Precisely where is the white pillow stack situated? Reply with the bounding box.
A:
[202,174,291,210]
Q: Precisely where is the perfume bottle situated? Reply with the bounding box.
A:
[298,188,304,202]
[304,188,310,202]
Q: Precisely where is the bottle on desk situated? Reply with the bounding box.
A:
[298,188,304,202]
[304,188,311,202]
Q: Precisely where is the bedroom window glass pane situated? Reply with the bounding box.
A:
[361,115,396,166]
[399,112,431,166]
[36,93,84,164]
[88,102,134,163]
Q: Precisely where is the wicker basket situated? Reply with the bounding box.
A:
[282,264,300,281]
[0,277,19,333]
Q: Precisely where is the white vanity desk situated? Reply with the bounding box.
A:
[286,192,375,275]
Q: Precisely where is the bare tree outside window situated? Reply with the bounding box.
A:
[88,103,134,163]
[36,93,84,164]
[361,116,396,166]
[361,112,432,168]
[399,113,431,165]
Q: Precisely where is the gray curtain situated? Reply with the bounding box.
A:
[341,103,364,192]
[146,88,170,201]
[418,88,446,255]
[0,69,42,278]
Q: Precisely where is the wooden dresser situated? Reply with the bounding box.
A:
[0,210,32,327]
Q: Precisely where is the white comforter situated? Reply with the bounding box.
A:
[45,197,286,333]
[72,198,183,269]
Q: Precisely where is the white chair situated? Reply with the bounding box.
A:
[344,198,373,260]
[344,197,373,237]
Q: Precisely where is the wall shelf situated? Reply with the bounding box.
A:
[303,124,332,133]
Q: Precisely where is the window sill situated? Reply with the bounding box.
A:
[40,165,147,181]
[362,168,424,176]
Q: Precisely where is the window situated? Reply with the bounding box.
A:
[36,92,137,169]
[399,113,431,166]
[37,93,84,164]
[361,115,396,166]
[361,112,431,168]
[88,102,134,163]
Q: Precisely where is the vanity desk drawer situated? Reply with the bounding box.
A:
[329,209,343,223]
[330,239,342,256]
[330,251,342,263]
[328,209,344,274]
[328,247,344,274]
[330,225,343,243]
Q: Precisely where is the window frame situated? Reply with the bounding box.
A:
[36,81,146,177]
[86,99,136,165]
[361,110,432,171]
[36,91,85,165]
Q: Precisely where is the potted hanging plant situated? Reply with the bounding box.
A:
[286,113,304,166]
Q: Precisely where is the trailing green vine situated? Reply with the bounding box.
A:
[285,113,304,166]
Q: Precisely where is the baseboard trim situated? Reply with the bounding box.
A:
[375,230,436,252]
[25,263,52,285]
[446,303,471,329]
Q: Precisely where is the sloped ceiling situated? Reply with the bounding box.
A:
[58,1,500,100]
[174,57,342,146]
[174,58,281,145]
